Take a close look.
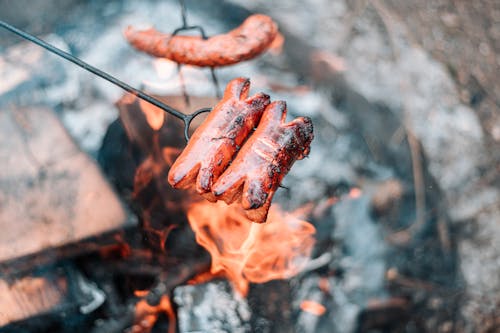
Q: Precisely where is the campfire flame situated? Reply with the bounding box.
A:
[300,300,326,316]
[187,200,316,296]
[127,63,318,330]
[139,99,165,131]
[129,77,317,297]
[130,295,176,333]
[130,94,317,296]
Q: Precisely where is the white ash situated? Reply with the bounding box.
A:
[333,4,500,324]
[291,194,388,333]
[293,275,361,333]
[174,280,251,333]
[229,0,499,327]
[292,275,327,333]
[332,196,387,297]
[61,102,119,153]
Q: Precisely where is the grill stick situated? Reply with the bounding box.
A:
[0,20,211,141]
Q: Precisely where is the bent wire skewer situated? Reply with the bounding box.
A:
[0,20,212,141]
[173,0,221,102]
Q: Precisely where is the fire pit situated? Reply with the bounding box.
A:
[1,0,498,332]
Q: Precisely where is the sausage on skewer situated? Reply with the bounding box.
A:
[125,14,278,67]
[212,101,314,222]
[167,77,270,201]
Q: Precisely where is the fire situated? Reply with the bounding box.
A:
[130,295,176,333]
[187,270,226,285]
[300,300,326,316]
[187,201,316,296]
[139,99,165,130]
[129,82,317,328]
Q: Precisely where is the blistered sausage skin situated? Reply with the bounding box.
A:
[212,101,314,223]
[167,77,270,201]
[124,14,278,67]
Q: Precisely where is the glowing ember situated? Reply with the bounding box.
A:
[131,295,176,333]
[187,201,316,296]
[300,300,326,316]
[348,187,362,199]
[134,290,149,297]
[187,270,225,285]
[139,99,165,130]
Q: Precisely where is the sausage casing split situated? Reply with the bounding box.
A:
[212,101,314,223]
[167,77,270,201]
[125,14,278,67]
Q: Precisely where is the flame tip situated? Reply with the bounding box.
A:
[187,201,316,294]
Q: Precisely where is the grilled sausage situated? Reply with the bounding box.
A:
[212,101,314,222]
[125,14,278,67]
[167,77,270,201]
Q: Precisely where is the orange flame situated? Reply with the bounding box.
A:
[139,99,165,130]
[300,300,326,316]
[187,270,226,285]
[131,295,176,333]
[187,201,316,296]
[134,290,149,298]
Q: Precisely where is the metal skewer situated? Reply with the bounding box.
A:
[0,19,211,141]
[173,0,221,99]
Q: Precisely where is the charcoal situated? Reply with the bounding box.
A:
[245,281,294,333]
[355,297,410,333]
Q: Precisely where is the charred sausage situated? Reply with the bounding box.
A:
[167,77,270,201]
[125,14,278,67]
[212,101,314,223]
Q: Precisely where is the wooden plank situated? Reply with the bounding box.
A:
[0,266,105,327]
[0,106,131,264]
[0,274,67,327]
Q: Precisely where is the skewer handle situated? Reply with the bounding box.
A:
[0,20,187,121]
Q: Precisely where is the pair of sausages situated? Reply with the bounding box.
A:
[168,78,314,223]
[125,14,278,67]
